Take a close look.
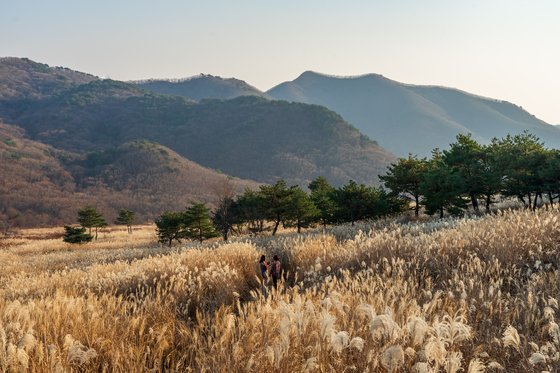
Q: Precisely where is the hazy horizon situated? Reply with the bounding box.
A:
[2,0,559,123]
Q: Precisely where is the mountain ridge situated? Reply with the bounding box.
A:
[0,57,97,100]
[267,71,560,156]
[0,58,394,188]
[135,74,269,101]
[2,56,558,227]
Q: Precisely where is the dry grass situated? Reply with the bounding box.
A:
[1,209,560,372]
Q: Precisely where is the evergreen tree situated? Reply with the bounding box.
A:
[77,206,107,240]
[334,180,376,225]
[63,225,93,244]
[155,211,186,246]
[115,208,135,234]
[184,203,219,243]
[259,180,293,235]
[236,189,267,235]
[371,187,407,217]
[380,155,428,217]
[494,132,547,209]
[308,176,337,228]
[420,152,467,218]
[539,149,560,207]
[443,134,485,212]
[285,186,319,233]
[479,140,505,212]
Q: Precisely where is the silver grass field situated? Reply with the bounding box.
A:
[1,209,560,372]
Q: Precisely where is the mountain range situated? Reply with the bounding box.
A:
[134,70,560,157]
[0,58,393,226]
[267,71,560,156]
[136,75,269,100]
[2,57,558,227]
[2,74,392,186]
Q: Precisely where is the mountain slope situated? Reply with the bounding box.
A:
[2,73,394,186]
[0,57,96,100]
[136,74,269,101]
[406,85,560,145]
[0,122,258,227]
[267,71,560,156]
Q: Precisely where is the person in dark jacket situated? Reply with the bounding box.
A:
[269,255,281,290]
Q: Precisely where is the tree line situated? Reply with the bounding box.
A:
[63,132,560,245]
[212,178,404,241]
[63,207,134,243]
[381,132,560,218]
[154,178,404,245]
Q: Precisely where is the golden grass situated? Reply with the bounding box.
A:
[1,209,560,372]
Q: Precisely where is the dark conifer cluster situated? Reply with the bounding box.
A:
[66,132,560,245]
[381,132,560,218]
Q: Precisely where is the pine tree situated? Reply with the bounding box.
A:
[155,211,186,247]
[539,149,560,207]
[443,134,486,212]
[236,189,267,235]
[184,203,219,243]
[308,176,337,228]
[380,155,428,217]
[62,225,93,244]
[77,206,107,240]
[420,152,467,218]
[259,180,293,235]
[479,141,505,212]
[115,209,135,234]
[494,132,547,209]
[371,188,407,217]
[285,186,319,233]
[334,180,377,225]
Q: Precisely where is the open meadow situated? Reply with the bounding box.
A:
[1,209,560,372]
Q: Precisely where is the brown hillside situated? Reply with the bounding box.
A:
[0,123,258,228]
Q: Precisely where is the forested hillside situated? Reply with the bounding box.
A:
[0,57,96,100]
[136,74,268,100]
[0,66,394,186]
[0,58,395,227]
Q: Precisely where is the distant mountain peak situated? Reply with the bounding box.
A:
[135,74,268,101]
[296,70,323,79]
[295,70,386,82]
[134,73,236,84]
[268,71,560,156]
[0,56,97,100]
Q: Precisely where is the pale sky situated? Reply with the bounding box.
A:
[1,0,559,123]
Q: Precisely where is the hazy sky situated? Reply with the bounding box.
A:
[1,0,559,123]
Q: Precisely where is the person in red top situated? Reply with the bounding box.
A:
[269,255,281,290]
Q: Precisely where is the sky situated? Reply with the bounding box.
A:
[1,0,559,123]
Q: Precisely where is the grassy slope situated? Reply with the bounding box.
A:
[1,209,559,371]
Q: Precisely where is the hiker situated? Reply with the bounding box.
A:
[259,255,269,297]
[270,255,281,290]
